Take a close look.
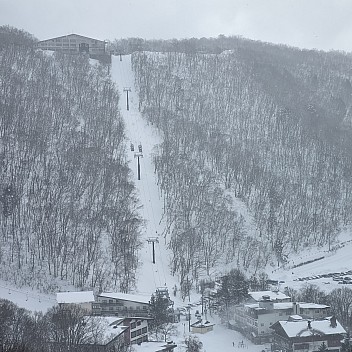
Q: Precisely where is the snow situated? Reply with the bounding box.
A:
[111,54,271,352]
[248,290,290,302]
[83,316,128,345]
[110,54,187,309]
[56,290,94,304]
[0,51,351,351]
[246,302,329,310]
[277,317,346,337]
[0,282,55,312]
[269,229,352,293]
[99,292,151,304]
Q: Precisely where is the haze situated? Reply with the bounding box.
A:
[1,0,352,52]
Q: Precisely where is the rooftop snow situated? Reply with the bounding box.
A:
[56,291,95,304]
[248,290,290,301]
[276,318,346,337]
[82,316,128,345]
[245,302,329,310]
[99,292,151,304]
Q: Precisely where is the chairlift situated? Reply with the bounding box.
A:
[138,144,142,152]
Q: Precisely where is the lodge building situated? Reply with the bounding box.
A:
[35,34,110,62]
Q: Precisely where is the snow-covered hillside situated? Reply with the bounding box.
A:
[110,54,269,352]
[110,54,179,299]
[1,52,352,351]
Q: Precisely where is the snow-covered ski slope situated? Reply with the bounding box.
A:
[111,54,181,301]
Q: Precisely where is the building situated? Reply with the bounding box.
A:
[94,292,151,317]
[46,316,128,352]
[270,316,346,352]
[35,34,110,62]
[247,290,291,303]
[113,316,152,345]
[233,294,330,344]
[56,290,95,313]
[190,320,215,334]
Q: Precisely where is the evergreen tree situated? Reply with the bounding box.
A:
[216,269,248,321]
[149,289,174,331]
[217,269,249,306]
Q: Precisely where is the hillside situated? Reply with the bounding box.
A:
[1,32,352,352]
[1,31,352,299]
[0,43,142,293]
[131,45,352,287]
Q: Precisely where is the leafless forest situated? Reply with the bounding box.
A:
[131,41,352,286]
[0,28,142,292]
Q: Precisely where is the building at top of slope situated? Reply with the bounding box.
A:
[35,34,110,63]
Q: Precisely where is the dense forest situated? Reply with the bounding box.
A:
[2,26,352,294]
[0,26,142,292]
[131,39,352,287]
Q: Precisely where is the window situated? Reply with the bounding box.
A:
[109,299,113,303]
[143,306,147,310]
[131,331,137,338]
[137,321,141,326]
[137,337,143,344]
[136,329,142,336]
[131,322,136,329]
[142,327,147,334]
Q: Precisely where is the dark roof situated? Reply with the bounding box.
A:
[38,34,105,44]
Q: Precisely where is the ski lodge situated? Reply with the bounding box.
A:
[35,33,110,62]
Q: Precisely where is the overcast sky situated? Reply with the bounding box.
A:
[1,0,352,52]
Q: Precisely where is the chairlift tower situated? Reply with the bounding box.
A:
[123,87,131,110]
[147,237,159,264]
[134,151,143,180]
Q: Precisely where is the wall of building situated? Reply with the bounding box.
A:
[234,303,331,344]
[36,34,105,55]
[95,296,149,317]
[127,318,149,344]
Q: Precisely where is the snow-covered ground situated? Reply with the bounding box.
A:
[110,54,182,300]
[0,282,55,312]
[1,52,352,350]
[111,54,267,351]
[270,229,352,293]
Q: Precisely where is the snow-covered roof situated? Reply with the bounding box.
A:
[56,291,95,304]
[245,301,329,311]
[191,320,215,328]
[82,316,128,345]
[248,290,290,302]
[133,341,177,352]
[99,292,151,304]
[274,318,346,338]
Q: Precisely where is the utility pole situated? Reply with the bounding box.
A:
[147,237,159,264]
[123,87,131,110]
[134,150,143,180]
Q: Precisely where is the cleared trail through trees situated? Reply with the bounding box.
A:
[111,54,177,297]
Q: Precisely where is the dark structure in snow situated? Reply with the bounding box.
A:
[36,33,110,62]
[270,316,346,352]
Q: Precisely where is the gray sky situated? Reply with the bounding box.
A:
[1,0,352,52]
